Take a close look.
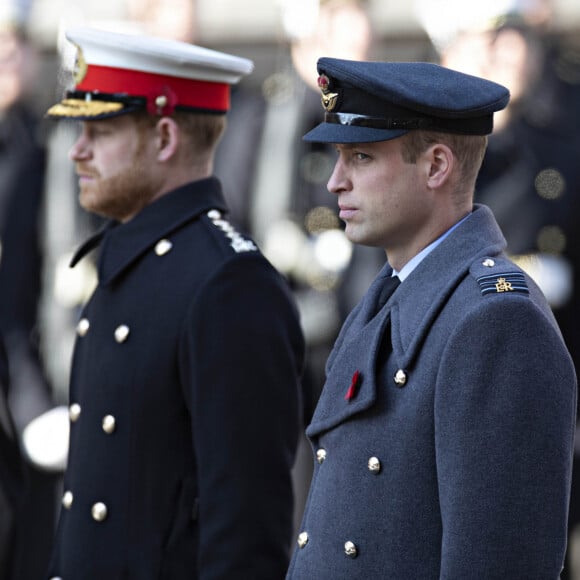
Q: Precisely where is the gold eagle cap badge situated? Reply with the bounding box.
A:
[318,74,339,112]
[72,44,88,85]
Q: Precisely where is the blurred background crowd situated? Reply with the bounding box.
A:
[1,0,580,577]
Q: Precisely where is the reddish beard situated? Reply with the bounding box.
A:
[76,144,158,222]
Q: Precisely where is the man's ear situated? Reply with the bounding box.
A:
[155,117,180,162]
[425,143,454,189]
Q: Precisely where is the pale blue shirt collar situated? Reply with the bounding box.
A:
[392,212,472,282]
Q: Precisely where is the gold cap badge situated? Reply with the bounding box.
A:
[318,74,339,112]
[72,44,88,85]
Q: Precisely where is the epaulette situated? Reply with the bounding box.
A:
[470,256,529,297]
[206,209,258,253]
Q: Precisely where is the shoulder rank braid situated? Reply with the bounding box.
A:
[476,272,529,296]
[206,210,257,254]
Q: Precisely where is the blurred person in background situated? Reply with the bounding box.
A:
[0,2,64,578]
[0,336,26,579]
[414,1,580,577]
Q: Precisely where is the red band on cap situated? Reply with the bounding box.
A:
[77,64,230,111]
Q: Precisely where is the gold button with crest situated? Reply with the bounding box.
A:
[394,369,407,387]
[155,95,168,108]
[69,403,81,422]
[102,415,116,434]
[154,239,173,256]
[62,490,74,509]
[114,324,130,343]
[77,318,90,337]
[91,502,108,522]
[344,540,358,558]
[368,456,381,474]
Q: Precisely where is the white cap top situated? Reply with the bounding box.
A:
[66,27,254,85]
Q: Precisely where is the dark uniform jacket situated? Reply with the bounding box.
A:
[0,337,26,579]
[48,177,305,579]
[287,204,577,579]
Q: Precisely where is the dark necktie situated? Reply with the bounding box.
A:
[375,275,400,314]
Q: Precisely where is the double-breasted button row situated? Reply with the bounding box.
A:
[76,317,131,344]
[61,490,108,522]
[68,404,117,435]
[296,532,359,558]
[316,447,381,474]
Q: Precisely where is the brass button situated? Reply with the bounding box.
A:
[114,324,130,343]
[394,369,407,387]
[482,258,495,268]
[69,403,81,422]
[155,95,168,108]
[316,449,327,464]
[102,415,116,434]
[297,531,309,549]
[154,239,173,256]
[62,490,74,509]
[344,540,358,558]
[77,318,90,337]
[368,456,381,474]
[91,502,108,522]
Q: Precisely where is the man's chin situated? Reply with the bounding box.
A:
[79,190,97,214]
[79,192,112,219]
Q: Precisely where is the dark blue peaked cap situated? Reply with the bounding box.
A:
[303,58,510,143]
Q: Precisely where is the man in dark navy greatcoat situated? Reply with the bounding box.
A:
[44,27,305,579]
[286,58,577,579]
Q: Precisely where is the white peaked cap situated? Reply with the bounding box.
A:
[47,26,254,119]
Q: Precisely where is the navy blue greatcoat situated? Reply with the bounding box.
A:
[48,177,305,579]
[287,204,577,579]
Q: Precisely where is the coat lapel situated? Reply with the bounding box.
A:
[306,306,393,438]
[307,205,507,438]
[391,204,507,372]
[69,178,229,286]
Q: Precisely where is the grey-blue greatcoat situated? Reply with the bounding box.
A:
[287,204,577,580]
[48,177,305,579]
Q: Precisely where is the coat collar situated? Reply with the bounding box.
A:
[307,204,507,438]
[390,204,506,371]
[70,177,228,286]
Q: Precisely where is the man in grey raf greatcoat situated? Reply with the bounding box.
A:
[286,58,577,579]
[44,27,305,579]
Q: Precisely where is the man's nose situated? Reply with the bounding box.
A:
[327,159,349,194]
[69,132,91,162]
